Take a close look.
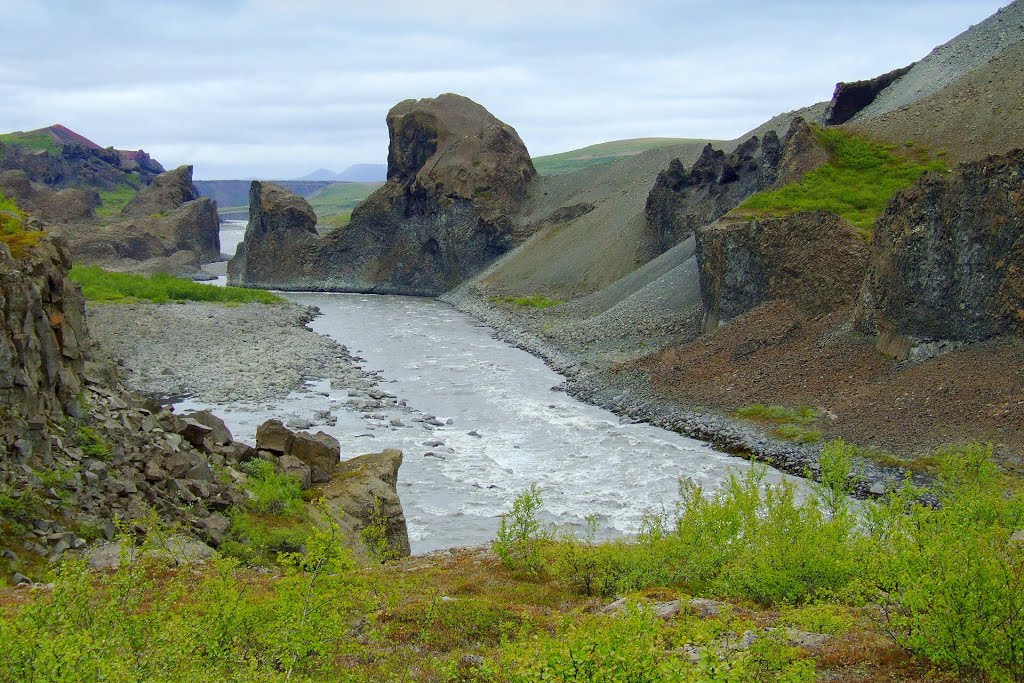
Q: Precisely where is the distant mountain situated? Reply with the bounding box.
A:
[293,164,387,182]
[295,168,340,181]
[335,164,386,182]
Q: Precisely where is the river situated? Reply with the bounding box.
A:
[190,222,798,553]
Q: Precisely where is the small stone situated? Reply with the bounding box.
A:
[869,482,887,496]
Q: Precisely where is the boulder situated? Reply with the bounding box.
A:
[855,148,1024,359]
[319,449,410,558]
[291,430,340,476]
[229,93,537,295]
[184,410,233,446]
[645,118,828,254]
[278,454,312,490]
[255,419,294,454]
[697,211,870,330]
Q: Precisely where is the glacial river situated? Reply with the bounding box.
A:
[194,222,796,553]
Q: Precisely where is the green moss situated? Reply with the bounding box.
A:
[69,265,284,304]
[736,126,947,239]
[0,191,45,258]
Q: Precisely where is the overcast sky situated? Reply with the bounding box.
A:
[0,1,1008,179]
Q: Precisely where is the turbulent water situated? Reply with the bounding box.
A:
[188,223,798,553]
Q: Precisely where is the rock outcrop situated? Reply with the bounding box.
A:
[696,211,870,331]
[229,93,537,295]
[55,165,220,272]
[320,449,411,558]
[227,182,319,286]
[0,170,97,223]
[645,119,828,253]
[251,419,410,558]
[855,149,1024,359]
[823,63,915,125]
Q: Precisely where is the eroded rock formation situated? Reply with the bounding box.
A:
[645,119,828,253]
[0,170,97,223]
[696,211,870,331]
[227,181,319,286]
[229,93,537,295]
[823,63,915,125]
[855,149,1024,359]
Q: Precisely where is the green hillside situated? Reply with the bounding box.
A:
[306,181,382,217]
[532,138,702,176]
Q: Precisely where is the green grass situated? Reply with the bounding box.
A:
[306,181,381,218]
[736,127,947,238]
[531,138,703,176]
[95,183,140,220]
[319,209,352,232]
[0,191,45,258]
[0,131,62,156]
[734,403,818,425]
[491,294,564,309]
[69,265,284,304]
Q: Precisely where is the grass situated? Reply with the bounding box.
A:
[532,138,702,176]
[734,404,822,444]
[2,442,1016,681]
[0,131,62,156]
[95,182,141,220]
[491,294,564,309]
[69,265,284,304]
[319,208,352,232]
[0,191,45,258]
[736,127,947,238]
[306,181,381,217]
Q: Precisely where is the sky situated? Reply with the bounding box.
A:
[0,1,1009,180]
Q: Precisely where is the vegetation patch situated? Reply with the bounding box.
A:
[95,182,140,220]
[0,192,44,258]
[736,126,947,238]
[307,182,380,217]
[0,131,62,156]
[319,208,352,232]
[532,138,700,176]
[491,294,564,309]
[69,265,284,304]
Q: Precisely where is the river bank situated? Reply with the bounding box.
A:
[441,287,926,496]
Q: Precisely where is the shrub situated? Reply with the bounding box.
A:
[76,425,111,461]
[239,459,304,517]
[493,484,548,574]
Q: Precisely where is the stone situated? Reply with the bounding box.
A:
[278,454,312,490]
[318,449,411,558]
[177,417,213,448]
[824,63,915,125]
[255,419,294,454]
[200,513,231,547]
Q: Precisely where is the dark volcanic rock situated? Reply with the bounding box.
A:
[824,63,915,126]
[855,149,1024,359]
[229,93,537,295]
[122,165,200,218]
[0,170,97,223]
[645,119,828,253]
[227,182,319,286]
[697,211,870,331]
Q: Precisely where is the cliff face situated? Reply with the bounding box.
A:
[229,93,537,295]
[856,149,1024,359]
[0,136,163,192]
[645,119,828,254]
[696,211,870,331]
[227,181,319,287]
[823,63,915,125]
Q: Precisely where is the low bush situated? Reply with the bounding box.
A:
[493,484,549,574]
[69,265,283,304]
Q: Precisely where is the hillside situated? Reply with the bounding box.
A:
[532,137,699,176]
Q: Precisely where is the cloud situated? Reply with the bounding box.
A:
[0,0,1008,178]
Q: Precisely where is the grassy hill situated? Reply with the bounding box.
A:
[532,138,703,176]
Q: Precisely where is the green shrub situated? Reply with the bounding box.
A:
[69,266,284,304]
[76,425,111,461]
[493,484,548,574]
[240,459,304,517]
[737,126,947,238]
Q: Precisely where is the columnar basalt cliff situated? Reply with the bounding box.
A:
[645,119,828,253]
[696,211,870,331]
[229,93,537,295]
[856,148,1024,359]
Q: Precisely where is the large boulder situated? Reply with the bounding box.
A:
[697,211,870,331]
[319,449,411,558]
[229,93,537,295]
[645,118,828,254]
[254,419,341,484]
[122,165,200,218]
[855,149,1024,359]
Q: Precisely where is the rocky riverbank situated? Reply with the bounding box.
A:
[87,301,376,405]
[441,288,928,497]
